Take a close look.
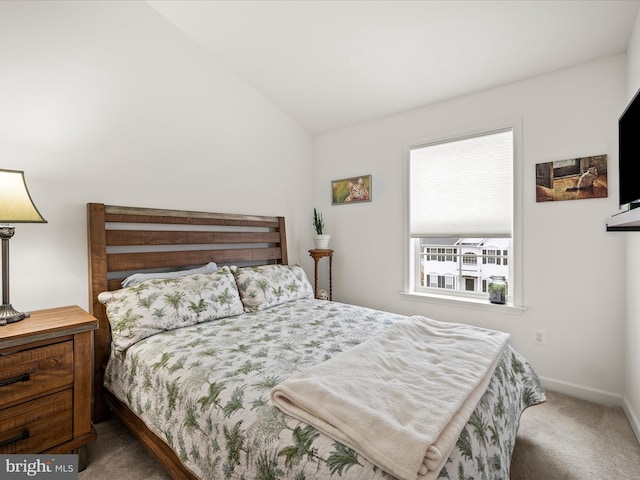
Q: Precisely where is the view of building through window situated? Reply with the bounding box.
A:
[417,238,509,294]
[409,127,514,301]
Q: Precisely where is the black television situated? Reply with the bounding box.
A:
[619,87,640,208]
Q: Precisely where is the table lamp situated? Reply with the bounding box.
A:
[0,169,47,326]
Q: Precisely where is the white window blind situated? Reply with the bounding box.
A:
[410,128,513,237]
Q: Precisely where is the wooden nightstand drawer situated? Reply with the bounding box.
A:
[0,341,73,410]
[0,389,73,454]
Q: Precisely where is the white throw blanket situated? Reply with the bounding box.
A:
[270,315,509,480]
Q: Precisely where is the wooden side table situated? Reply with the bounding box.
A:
[0,305,98,469]
[309,249,333,300]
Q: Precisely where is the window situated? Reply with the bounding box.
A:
[462,253,477,265]
[408,128,515,303]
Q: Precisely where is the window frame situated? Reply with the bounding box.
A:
[403,120,524,313]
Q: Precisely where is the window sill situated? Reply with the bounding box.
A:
[400,291,526,316]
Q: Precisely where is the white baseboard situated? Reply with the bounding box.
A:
[539,376,623,406]
[623,396,640,444]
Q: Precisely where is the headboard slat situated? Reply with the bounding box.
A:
[104,206,281,227]
[106,230,282,246]
[106,247,284,272]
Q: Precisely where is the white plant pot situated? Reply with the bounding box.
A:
[314,234,330,249]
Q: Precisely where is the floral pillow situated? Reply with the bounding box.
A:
[98,266,244,354]
[232,264,314,312]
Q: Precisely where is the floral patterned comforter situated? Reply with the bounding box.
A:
[104,299,545,480]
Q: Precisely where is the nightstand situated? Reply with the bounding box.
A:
[0,305,98,468]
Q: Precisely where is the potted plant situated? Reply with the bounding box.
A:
[313,208,330,249]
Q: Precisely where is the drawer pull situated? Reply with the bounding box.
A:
[0,429,29,448]
[0,372,30,388]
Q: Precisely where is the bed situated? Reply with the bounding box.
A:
[87,202,545,480]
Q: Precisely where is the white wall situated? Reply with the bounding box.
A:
[624,8,640,440]
[315,55,628,404]
[0,1,314,313]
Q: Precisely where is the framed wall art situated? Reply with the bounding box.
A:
[535,154,608,202]
[332,175,372,205]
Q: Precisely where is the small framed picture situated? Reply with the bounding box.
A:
[332,175,372,205]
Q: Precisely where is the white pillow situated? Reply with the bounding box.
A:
[121,262,218,287]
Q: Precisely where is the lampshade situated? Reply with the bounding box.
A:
[0,169,47,224]
[0,169,46,326]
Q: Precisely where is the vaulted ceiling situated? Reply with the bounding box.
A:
[148,0,640,134]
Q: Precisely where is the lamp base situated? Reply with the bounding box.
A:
[0,304,29,326]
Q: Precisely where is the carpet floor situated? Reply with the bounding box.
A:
[510,391,640,480]
[79,391,640,479]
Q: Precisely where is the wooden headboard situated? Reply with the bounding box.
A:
[86,203,288,421]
